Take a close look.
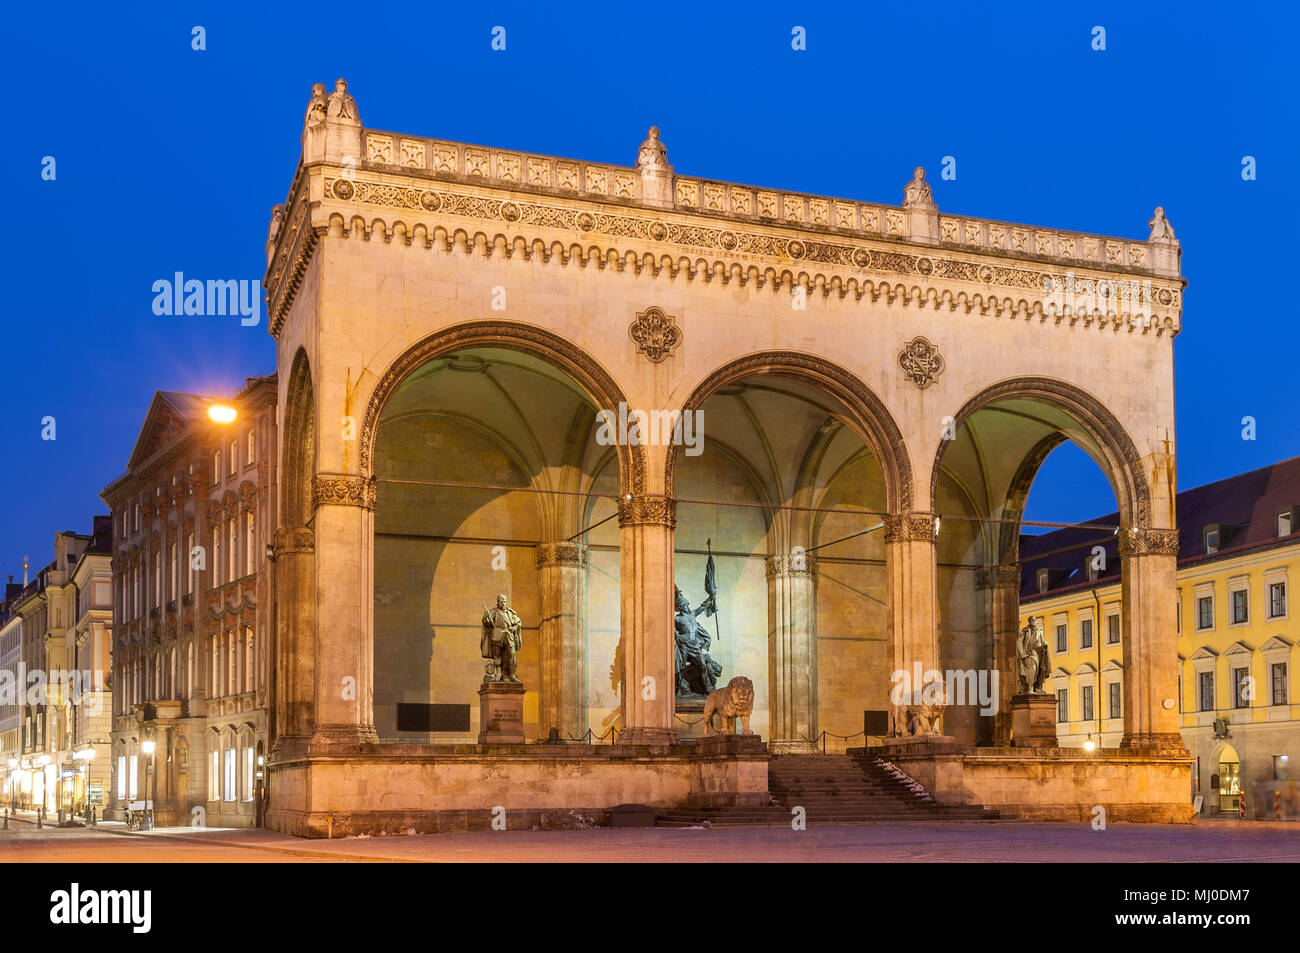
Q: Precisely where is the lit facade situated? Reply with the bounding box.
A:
[1021,457,1300,818]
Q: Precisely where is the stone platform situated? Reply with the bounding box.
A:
[856,738,1195,824]
[266,734,768,837]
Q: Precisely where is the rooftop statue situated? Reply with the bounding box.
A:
[1148,206,1176,241]
[902,166,935,210]
[326,77,359,123]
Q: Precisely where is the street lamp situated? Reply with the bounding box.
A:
[208,404,237,424]
[6,759,15,813]
[141,740,155,830]
[38,755,50,818]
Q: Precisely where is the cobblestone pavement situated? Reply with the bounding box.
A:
[2,816,1298,862]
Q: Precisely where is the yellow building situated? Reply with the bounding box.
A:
[1021,456,1299,818]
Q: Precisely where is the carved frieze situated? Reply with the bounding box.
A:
[272,527,316,556]
[1117,527,1180,557]
[535,541,590,569]
[765,553,819,578]
[882,513,939,543]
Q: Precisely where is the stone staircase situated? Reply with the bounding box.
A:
[656,752,1006,828]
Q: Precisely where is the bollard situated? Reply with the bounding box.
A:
[36,809,42,830]
[90,806,96,827]
[2,809,7,830]
[1275,790,1282,821]
[327,814,334,839]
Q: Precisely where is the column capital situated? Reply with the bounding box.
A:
[617,495,676,528]
[882,512,939,543]
[974,563,1020,590]
[535,541,589,569]
[1116,526,1180,557]
[765,552,819,578]
[272,527,316,556]
[313,474,376,511]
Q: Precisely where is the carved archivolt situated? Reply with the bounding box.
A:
[617,495,676,528]
[668,350,913,514]
[313,475,376,511]
[358,321,647,496]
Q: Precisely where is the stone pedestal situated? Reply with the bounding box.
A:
[478,681,526,745]
[1010,693,1057,748]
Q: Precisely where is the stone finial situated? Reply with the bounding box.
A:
[266,204,285,266]
[635,126,672,172]
[902,166,936,210]
[326,77,360,124]
[1147,205,1176,242]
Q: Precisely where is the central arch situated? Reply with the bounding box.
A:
[665,351,914,513]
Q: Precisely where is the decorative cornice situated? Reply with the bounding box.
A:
[1117,527,1180,557]
[535,541,589,569]
[882,513,939,543]
[267,164,1183,339]
[617,495,676,528]
[313,475,377,511]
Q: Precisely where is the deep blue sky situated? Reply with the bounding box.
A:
[2,1,1295,576]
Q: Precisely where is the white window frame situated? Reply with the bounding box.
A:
[1264,566,1289,621]
[1195,583,1215,632]
[1228,575,1249,627]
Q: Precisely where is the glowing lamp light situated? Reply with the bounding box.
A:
[142,740,156,756]
[208,404,238,424]
[1083,738,1097,752]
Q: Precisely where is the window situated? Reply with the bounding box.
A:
[1205,529,1219,554]
[1080,618,1093,650]
[1106,614,1120,645]
[133,503,140,532]
[245,511,256,576]
[153,554,161,608]
[213,528,221,586]
[1231,588,1248,625]
[186,533,195,594]
[1269,581,1287,618]
[129,755,138,800]
[244,628,254,692]
[1037,569,1049,594]
[228,632,238,696]
[1197,595,1214,630]
[1278,509,1293,537]
[224,747,236,801]
[209,750,220,801]
[228,518,238,580]
[1055,624,1067,654]
[228,439,237,475]
[1108,682,1121,719]
[213,450,221,485]
[247,428,256,465]
[1199,672,1215,712]
[117,755,126,799]
[1273,663,1289,706]
[1081,685,1094,722]
[1232,667,1250,708]
[243,747,254,801]
[1056,689,1069,723]
[186,643,194,699]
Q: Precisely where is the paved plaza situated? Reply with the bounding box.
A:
[2,817,1297,863]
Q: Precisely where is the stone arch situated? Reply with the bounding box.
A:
[359,321,645,495]
[666,351,914,514]
[281,348,316,529]
[928,377,1153,531]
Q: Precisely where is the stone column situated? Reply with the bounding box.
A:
[271,528,315,748]
[766,553,818,753]
[616,496,677,745]
[1118,528,1184,752]
[309,475,378,746]
[975,564,1020,746]
[884,513,940,735]
[536,541,589,740]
